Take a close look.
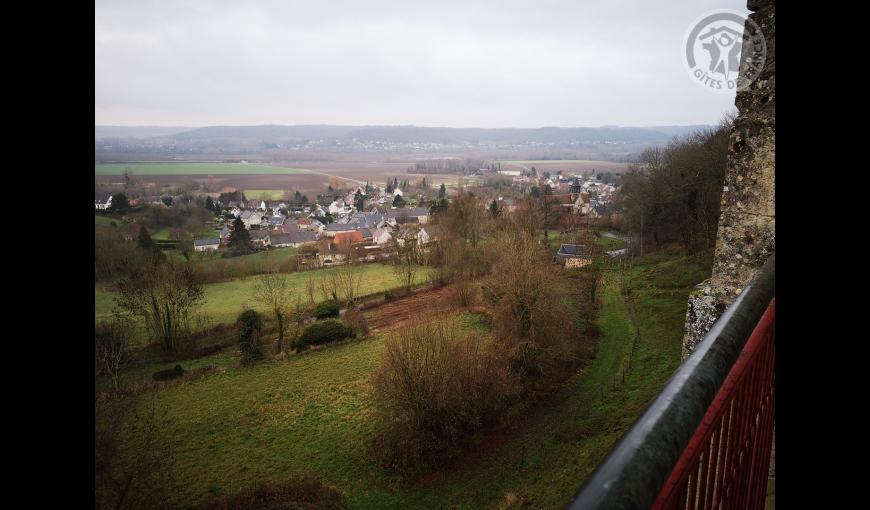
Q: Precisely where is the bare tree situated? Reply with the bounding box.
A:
[393,239,420,291]
[115,262,204,353]
[95,391,176,510]
[252,270,294,353]
[95,318,134,389]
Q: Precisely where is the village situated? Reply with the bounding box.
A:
[97,167,622,270]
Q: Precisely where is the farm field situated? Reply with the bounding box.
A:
[503,159,628,174]
[107,247,711,509]
[95,263,433,325]
[94,162,310,175]
[243,189,288,200]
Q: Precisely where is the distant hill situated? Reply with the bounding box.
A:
[101,124,711,144]
[94,126,199,139]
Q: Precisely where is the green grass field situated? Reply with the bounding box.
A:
[94,215,117,227]
[94,162,309,176]
[95,263,432,325]
[244,189,287,200]
[102,248,712,509]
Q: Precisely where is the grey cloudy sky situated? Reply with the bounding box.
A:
[95,0,748,128]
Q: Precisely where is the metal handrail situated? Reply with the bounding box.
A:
[566,254,775,509]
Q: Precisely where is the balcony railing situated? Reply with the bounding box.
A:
[567,254,775,510]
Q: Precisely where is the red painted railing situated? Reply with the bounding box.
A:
[652,299,775,510]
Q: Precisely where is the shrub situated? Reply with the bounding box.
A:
[197,476,348,510]
[95,391,177,510]
[312,302,340,319]
[483,233,573,383]
[296,320,354,351]
[278,256,298,273]
[152,364,185,381]
[371,319,518,476]
[341,308,369,337]
[237,309,265,363]
[444,279,478,310]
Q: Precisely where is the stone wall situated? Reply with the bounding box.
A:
[682,0,775,358]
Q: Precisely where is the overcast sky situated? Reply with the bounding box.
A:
[95,0,748,128]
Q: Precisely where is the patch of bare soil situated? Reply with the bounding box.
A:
[363,286,454,333]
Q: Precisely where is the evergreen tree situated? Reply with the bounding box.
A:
[137,224,156,252]
[386,181,394,194]
[489,199,500,218]
[136,224,166,264]
[228,217,253,256]
[354,190,365,211]
[439,183,447,199]
[392,194,405,208]
[205,196,215,212]
[109,193,130,211]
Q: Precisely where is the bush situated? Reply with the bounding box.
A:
[296,320,354,351]
[341,308,369,337]
[152,364,185,381]
[312,302,340,319]
[371,319,518,476]
[444,279,478,310]
[197,476,348,510]
[237,309,265,362]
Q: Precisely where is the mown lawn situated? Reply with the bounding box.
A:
[108,250,712,509]
[95,263,433,326]
[94,163,309,176]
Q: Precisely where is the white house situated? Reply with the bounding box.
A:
[417,225,442,245]
[193,238,220,252]
[95,194,113,210]
[241,211,263,229]
[372,227,393,246]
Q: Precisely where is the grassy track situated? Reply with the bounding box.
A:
[94,162,309,176]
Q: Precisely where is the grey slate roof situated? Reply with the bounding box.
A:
[326,223,359,231]
[194,238,220,246]
[288,231,317,244]
[556,244,592,257]
[268,233,293,245]
[250,230,270,240]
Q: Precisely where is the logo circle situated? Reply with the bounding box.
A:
[683,9,766,94]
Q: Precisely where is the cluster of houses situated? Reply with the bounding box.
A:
[494,173,617,219]
[192,185,442,267]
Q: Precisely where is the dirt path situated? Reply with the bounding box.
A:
[363,286,453,333]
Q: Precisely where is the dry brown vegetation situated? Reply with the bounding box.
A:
[371,319,519,476]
